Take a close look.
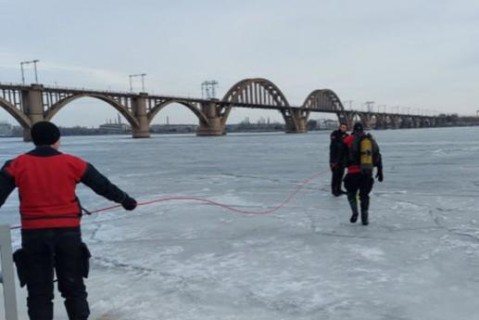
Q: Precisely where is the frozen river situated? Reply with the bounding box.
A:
[1,127,479,319]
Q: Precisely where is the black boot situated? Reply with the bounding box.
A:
[350,211,359,223]
[347,193,359,223]
[64,296,90,320]
[360,197,369,226]
[361,210,369,225]
[332,186,341,197]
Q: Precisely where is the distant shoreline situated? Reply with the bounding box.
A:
[1,120,477,138]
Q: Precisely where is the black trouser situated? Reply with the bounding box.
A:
[331,165,345,195]
[20,227,90,320]
[343,173,374,213]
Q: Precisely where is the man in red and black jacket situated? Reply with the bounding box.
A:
[0,121,137,320]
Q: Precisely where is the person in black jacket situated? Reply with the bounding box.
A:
[0,121,137,320]
[329,123,349,196]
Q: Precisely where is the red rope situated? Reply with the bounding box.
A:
[9,169,328,230]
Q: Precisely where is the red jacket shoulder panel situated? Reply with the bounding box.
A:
[7,153,88,229]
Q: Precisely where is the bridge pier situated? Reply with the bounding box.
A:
[337,112,348,126]
[285,109,307,133]
[196,102,225,136]
[131,93,151,138]
[21,84,45,142]
[342,114,355,130]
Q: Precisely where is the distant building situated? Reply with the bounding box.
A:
[98,114,131,134]
[319,119,338,130]
[150,124,197,134]
[0,121,13,137]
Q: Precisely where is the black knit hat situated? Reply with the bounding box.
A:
[353,122,364,133]
[31,121,61,146]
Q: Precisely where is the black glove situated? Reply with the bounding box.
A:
[121,195,137,211]
[376,168,384,182]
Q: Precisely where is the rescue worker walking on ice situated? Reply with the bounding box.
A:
[0,121,138,320]
[329,122,349,196]
[342,122,383,225]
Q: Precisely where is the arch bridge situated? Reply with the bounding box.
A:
[0,79,445,141]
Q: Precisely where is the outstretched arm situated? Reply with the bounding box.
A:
[80,163,137,210]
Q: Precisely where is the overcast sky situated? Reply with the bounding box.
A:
[0,0,478,126]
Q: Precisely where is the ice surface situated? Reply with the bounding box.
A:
[1,127,479,319]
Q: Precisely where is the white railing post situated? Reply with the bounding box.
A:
[0,225,18,320]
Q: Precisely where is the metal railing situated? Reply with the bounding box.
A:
[0,225,18,320]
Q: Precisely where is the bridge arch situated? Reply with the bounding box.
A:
[46,93,139,128]
[0,97,31,128]
[148,99,209,125]
[220,78,290,124]
[301,89,345,112]
[301,89,346,125]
